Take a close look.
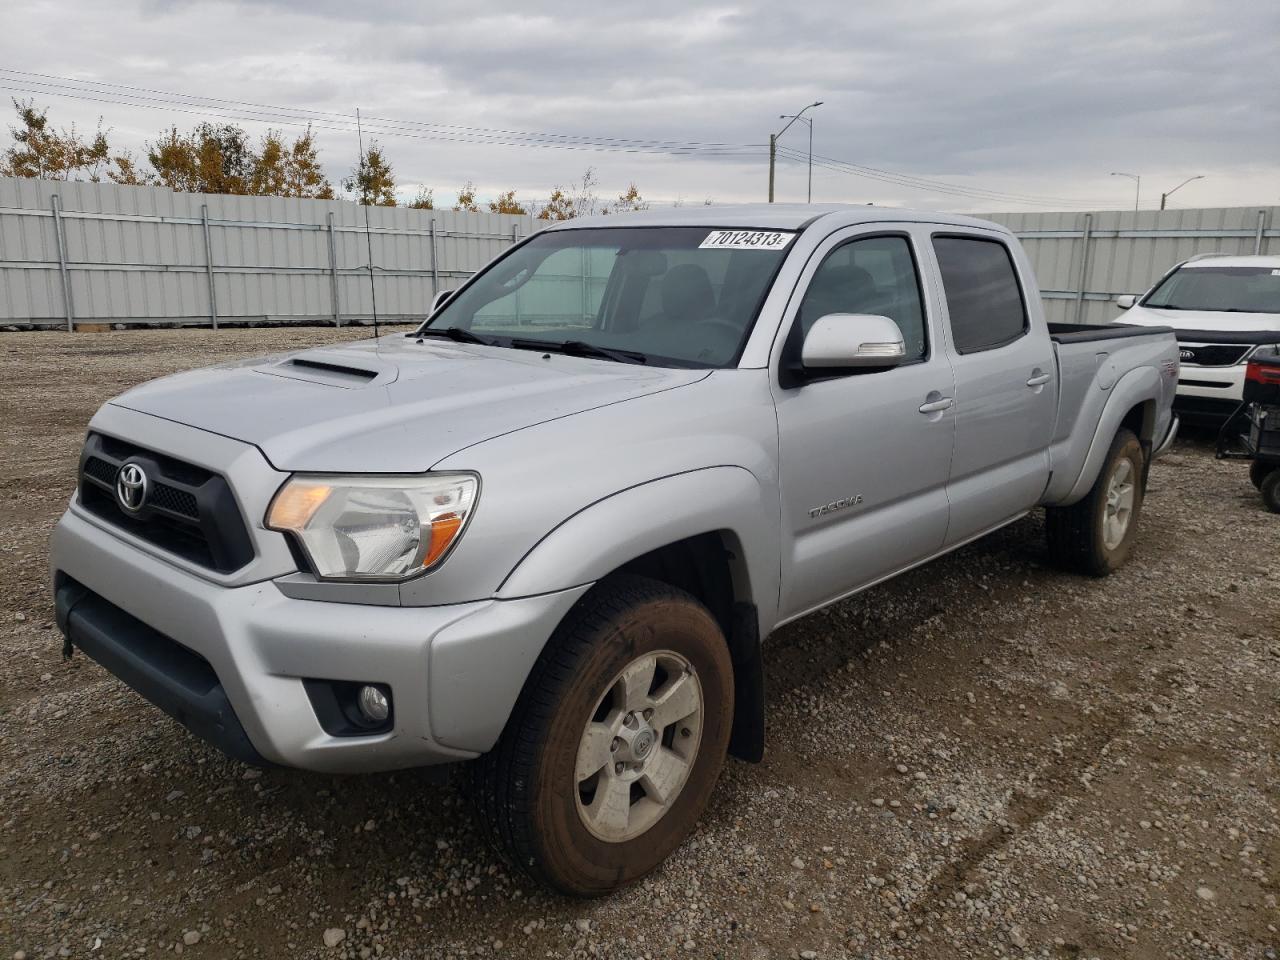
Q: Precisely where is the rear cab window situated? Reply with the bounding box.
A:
[932,235,1029,354]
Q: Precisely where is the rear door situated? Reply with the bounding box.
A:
[928,233,1055,545]
[773,225,955,621]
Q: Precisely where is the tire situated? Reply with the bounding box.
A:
[471,574,734,897]
[1250,460,1270,491]
[1046,428,1146,577]
[1261,469,1280,514]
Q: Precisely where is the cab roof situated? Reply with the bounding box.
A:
[1183,254,1280,269]
[542,203,1010,236]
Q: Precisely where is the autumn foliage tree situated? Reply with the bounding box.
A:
[453,180,480,212]
[0,99,110,181]
[536,167,600,220]
[488,189,527,215]
[407,187,435,209]
[344,142,396,206]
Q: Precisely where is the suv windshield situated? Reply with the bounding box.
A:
[419,226,796,367]
[1143,265,1280,314]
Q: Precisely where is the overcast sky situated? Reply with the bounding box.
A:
[2,0,1278,212]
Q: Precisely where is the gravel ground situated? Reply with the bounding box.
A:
[1,328,1277,960]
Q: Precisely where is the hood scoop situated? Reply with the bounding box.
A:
[257,351,396,389]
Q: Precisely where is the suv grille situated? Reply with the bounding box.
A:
[77,433,254,574]
[1178,343,1252,367]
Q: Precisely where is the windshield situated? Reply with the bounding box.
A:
[1143,265,1280,314]
[419,226,797,367]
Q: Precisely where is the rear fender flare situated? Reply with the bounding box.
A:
[1059,366,1159,504]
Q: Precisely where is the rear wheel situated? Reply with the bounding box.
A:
[471,575,733,897]
[1250,460,1271,491]
[1046,428,1146,576]
[1261,469,1280,514]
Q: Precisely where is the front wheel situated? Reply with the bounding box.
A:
[1261,468,1280,514]
[1046,427,1146,576]
[471,575,734,896]
[1250,460,1271,491]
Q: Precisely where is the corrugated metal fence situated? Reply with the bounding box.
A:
[0,175,1276,330]
[0,176,541,330]
[980,206,1278,326]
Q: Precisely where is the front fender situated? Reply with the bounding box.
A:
[497,466,780,632]
[1050,365,1160,505]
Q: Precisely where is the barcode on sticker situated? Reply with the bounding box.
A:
[699,230,794,250]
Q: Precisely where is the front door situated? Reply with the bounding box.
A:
[773,227,955,622]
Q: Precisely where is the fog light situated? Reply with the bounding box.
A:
[357,684,390,723]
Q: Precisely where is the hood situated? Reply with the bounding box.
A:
[1121,304,1280,335]
[110,336,709,472]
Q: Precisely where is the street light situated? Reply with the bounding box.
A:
[1160,175,1205,210]
[768,101,823,203]
[1110,172,1140,212]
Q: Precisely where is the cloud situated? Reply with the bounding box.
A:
[2,0,1276,210]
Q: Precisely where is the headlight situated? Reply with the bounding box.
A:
[266,474,478,581]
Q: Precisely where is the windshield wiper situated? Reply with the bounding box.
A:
[507,337,649,365]
[415,326,495,345]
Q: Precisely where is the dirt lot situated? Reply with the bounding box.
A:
[1,328,1277,960]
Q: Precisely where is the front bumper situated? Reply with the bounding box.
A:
[1176,361,1246,404]
[52,506,590,773]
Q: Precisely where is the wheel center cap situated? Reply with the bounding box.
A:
[632,728,655,760]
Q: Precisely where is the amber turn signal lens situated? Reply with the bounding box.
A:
[267,482,332,530]
[423,513,462,567]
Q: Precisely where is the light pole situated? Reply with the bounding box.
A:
[768,101,822,203]
[1160,175,1205,210]
[1110,171,1140,211]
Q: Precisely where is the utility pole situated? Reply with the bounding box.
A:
[768,134,776,203]
[768,101,822,203]
[1160,175,1205,210]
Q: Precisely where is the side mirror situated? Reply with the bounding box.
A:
[430,289,455,314]
[801,314,906,370]
[1114,294,1137,310]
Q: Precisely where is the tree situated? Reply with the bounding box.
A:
[453,180,479,212]
[1,99,111,181]
[604,182,647,215]
[536,167,600,221]
[145,123,256,195]
[407,187,435,209]
[251,127,333,199]
[488,189,527,215]
[106,151,152,186]
[343,142,396,206]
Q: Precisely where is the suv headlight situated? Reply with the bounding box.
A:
[266,473,478,581]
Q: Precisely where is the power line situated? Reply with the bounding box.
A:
[773,145,1106,207]
[0,66,1112,207]
[0,69,762,159]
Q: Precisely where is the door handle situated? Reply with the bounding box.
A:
[918,396,954,414]
[1026,372,1052,387]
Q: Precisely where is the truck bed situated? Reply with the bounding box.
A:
[1041,321,1179,505]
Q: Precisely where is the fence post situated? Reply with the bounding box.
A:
[1073,212,1094,325]
[1255,209,1268,256]
[429,219,440,296]
[201,205,219,330]
[327,211,341,326]
[51,194,75,332]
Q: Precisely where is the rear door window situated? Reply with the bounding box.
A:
[932,236,1028,354]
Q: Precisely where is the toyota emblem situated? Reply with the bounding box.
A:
[116,462,149,513]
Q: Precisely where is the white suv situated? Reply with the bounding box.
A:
[1118,254,1280,420]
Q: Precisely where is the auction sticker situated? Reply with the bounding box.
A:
[699,230,795,250]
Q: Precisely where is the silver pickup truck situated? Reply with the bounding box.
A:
[51,205,1178,895]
